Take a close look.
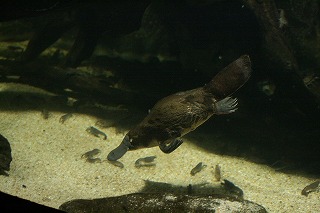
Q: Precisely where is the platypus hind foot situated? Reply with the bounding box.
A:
[215,97,238,114]
[159,139,183,153]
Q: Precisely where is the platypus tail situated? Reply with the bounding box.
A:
[203,55,252,100]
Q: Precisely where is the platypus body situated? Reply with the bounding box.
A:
[108,55,252,161]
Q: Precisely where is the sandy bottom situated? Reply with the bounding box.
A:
[0,83,319,213]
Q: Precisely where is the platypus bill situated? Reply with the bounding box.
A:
[108,55,252,161]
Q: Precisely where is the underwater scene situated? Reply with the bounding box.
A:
[0,0,319,212]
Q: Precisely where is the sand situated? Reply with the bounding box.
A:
[0,82,319,213]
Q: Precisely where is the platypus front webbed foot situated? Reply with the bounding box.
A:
[215,97,238,114]
[107,135,132,161]
[159,138,183,153]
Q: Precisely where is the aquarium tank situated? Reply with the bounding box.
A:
[0,0,319,212]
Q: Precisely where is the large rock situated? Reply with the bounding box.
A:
[0,134,12,176]
[59,193,267,213]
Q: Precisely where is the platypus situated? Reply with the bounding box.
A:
[108,55,251,161]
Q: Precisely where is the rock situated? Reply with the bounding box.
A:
[59,193,267,213]
[0,134,12,176]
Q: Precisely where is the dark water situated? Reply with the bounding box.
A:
[0,0,319,177]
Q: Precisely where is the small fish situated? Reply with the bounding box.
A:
[301,180,320,196]
[86,126,107,140]
[59,113,73,124]
[135,156,157,168]
[214,164,221,181]
[82,149,101,158]
[190,162,207,176]
[81,149,101,163]
[41,109,50,119]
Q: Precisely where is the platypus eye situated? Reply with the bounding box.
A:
[126,136,134,148]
